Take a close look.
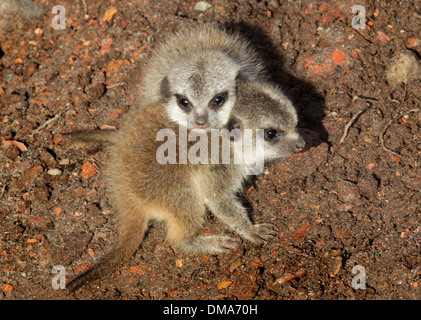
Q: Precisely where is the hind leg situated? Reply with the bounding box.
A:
[165,214,239,254]
[172,233,239,254]
[204,195,278,244]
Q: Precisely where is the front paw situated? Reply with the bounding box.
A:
[243,223,278,244]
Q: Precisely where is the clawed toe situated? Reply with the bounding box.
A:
[246,223,278,244]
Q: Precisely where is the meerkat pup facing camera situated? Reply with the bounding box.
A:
[140,23,266,130]
[66,80,304,292]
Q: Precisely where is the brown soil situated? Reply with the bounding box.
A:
[0,0,420,300]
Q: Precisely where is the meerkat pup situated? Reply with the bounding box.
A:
[139,23,266,130]
[66,80,304,291]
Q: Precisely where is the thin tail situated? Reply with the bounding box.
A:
[64,129,117,145]
[66,215,147,292]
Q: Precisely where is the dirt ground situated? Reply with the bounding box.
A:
[0,0,420,300]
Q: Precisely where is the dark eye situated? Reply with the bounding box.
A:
[212,95,225,107]
[210,92,228,108]
[264,129,280,141]
[178,97,191,110]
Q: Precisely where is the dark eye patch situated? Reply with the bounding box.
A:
[264,129,284,141]
[210,91,228,109]
[176,95,191,111]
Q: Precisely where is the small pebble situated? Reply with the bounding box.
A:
[47,168,62,176]
[59,158,70,165]
[194,1,212,12]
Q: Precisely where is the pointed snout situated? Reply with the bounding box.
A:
[195,113,209,129]
[295,134,305,153]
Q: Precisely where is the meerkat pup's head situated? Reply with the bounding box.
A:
[228,81,305,162]
[160,49,242,130]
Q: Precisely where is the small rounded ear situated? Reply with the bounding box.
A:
[227,117,243,141]
[160,77,171,100]
[235,71,248,83]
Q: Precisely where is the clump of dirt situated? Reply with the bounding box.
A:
[0,0,420,300]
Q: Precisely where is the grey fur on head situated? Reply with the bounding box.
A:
[140,23,267,130]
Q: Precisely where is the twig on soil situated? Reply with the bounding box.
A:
[273,269,306,285]
[0,182,5,200]
[353,28,373,44]
[378,83,418,157]
[353,95,378,101]
[339,104,370,144]
[380,106,418,157]
[379,118,399,156]
[90,158,104,171]
[338,20,372,44]
[405,109,421,114]
[31,112,64,136]
[78,0,88,17]
[106,82,126,89]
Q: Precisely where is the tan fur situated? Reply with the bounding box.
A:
[66,80,304,291]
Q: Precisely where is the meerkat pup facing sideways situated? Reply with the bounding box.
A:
[139,23,266,130]
[66,80,305,292]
